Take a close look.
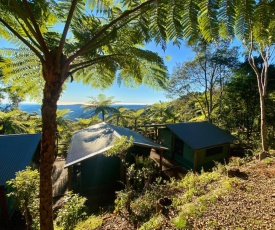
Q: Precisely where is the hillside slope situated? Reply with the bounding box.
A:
[79,156,275,230]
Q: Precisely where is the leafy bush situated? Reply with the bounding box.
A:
[6,166,40,230]
[114,156,163,225]
[55,192,87,230]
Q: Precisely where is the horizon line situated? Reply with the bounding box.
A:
[19,102,152,105]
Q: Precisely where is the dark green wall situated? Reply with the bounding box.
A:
[174,143,194,169]
[197,144,230,170]
[158,128,173,157]
[81,155,120,191]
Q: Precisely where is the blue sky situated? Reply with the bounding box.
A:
[0,39,195,105]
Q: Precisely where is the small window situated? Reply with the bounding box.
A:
[174,137,184,156]
[205,146,223,157]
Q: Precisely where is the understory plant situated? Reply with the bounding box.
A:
[6,166,40,230]
[114,155,164,225]
[55,192,87,230]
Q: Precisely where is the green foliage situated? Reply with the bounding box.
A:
[106,107,129,126]
[263,157,275,165]
[139,214,165,230]
[6,167,40,230]
[114,156,162,224]
[73,117,101,130]
[0,109,41,134]
[74,215,103,230]
[123,108,145,130]
[56,109,73,156]
[104,135,134,157]
[55,192,87,230]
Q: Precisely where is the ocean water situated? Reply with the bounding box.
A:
[17,103,147,120]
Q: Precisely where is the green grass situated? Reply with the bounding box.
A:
[74,215,103,230]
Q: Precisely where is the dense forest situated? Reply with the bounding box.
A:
[1,0,275,229]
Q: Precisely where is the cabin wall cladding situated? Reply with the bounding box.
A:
[196,144,230,170]
[79,155,120,193]
[157,122,236,171]
[158,128,173,157]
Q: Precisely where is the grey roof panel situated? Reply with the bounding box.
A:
[166,122,236,150]
[0,133,41,185]
[65,122,166,167]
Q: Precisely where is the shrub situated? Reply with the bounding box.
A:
[55,192,87,230]
[6,166,40,230]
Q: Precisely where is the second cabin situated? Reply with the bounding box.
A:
[157,122,236,171]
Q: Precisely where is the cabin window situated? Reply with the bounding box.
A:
[205,146,223,157]
[174,137,184,156]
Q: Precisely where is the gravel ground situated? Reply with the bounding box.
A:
[190,160,275,229]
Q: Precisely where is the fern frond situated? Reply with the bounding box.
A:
[253,1,272,46]
[0,48,44,101]
[182,0,200,42]
[198,0,220,42]
[234,0,255,40]
[166,0,184,45]
[149,0,169,48]
[218,0,237,39]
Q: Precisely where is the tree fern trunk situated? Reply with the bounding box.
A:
[40,70,63,230]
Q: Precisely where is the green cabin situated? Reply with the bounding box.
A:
[65,122,166,209]
[158,122,236,171]
[0,133,41,228]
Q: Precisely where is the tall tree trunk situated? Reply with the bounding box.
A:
[248,49,269,154]
[40,74,63,230]
[260,95,268,152]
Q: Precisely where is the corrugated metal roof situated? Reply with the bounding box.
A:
[65,122,167,167]
[0,133,41,186]
[166,122,236,150]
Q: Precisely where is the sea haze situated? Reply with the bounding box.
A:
[18,103,147,121]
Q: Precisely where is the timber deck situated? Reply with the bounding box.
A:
[150,149,188,179]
